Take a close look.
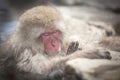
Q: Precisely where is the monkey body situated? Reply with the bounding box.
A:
[0,6,111,80]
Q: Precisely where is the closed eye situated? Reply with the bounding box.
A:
[43,33,50,36]
[51,30,60,37]
[52,30,60,34]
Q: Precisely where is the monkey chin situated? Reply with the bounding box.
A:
[44,42,62,57]
[45,50,59,57]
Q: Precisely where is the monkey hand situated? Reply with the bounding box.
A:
[84,49,112,59]
[67,41,81,55]
[67,48,112,60]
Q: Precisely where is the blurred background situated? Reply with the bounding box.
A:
[0,0,120,43]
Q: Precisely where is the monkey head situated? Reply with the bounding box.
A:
[14,6,64,56]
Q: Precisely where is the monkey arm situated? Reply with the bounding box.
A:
[16,48,111,74]
[15,49,84,75]
[0,47,114,80]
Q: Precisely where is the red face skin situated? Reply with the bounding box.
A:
[40,30,61,56]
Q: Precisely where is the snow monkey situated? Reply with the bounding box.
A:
[0,6,111,80]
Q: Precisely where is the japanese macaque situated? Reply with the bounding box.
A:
[0,6,111,80]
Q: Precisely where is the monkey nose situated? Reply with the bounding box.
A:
[51,39,56,47]
[51,38,59,47]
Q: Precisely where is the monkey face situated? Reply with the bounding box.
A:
[40,29,62,56]
[16,25,62,56]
